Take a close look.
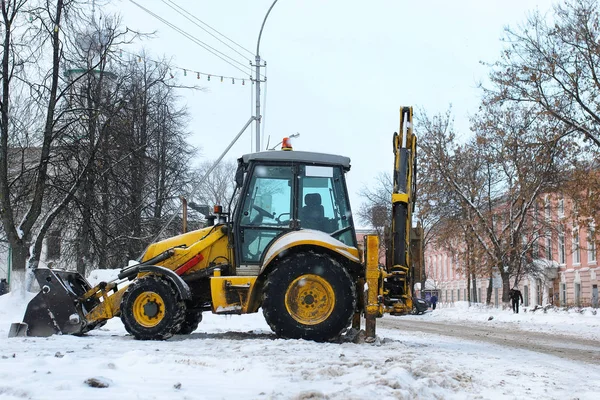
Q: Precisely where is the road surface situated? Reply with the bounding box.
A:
[379,317,600,364]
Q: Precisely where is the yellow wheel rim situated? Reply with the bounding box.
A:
[132,291,165,328]
[284,274,335,325]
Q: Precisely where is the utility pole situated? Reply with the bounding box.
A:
[253,0,278,153]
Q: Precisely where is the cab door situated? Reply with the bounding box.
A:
[235,164,295,275]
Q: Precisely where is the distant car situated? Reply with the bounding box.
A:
[411,297,429,315]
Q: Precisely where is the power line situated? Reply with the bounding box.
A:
[128,0,253,77]
[115,48,251,84]
[160,0,255,60]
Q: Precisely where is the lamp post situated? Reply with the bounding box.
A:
[254,0,278,152]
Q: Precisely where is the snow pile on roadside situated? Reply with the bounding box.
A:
[420,301,600,340]
[0,291,35,333]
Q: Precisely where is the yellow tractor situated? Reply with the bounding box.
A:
[9,107,418,341]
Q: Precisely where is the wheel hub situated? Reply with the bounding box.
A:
[285,274,335,325]
[132,291,165,328]
[143,301,159,318]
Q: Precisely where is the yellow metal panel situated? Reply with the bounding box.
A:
[391,193,409,204]
[210,276,257,314]
[85,286,127,323]
[364,234,383,338]
[141,226,232,274]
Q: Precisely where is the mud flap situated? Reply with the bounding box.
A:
[11,269,94,337]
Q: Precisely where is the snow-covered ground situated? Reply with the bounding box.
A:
[417,300,600,341]
[1,271,599,399]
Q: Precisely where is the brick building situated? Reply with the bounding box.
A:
[425,194,600,308]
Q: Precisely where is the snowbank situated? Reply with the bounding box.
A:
[416,301,600,340]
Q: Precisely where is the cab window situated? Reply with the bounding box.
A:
[298,165,354,246]
[239,165,293,263]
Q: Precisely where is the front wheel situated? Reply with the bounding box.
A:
[120,275,186,340]
[262,252,356,342]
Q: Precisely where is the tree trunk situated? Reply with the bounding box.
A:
[9,242,29,292]
[501,270,511,308]
[466,269,471,305]
[486,275,493,305]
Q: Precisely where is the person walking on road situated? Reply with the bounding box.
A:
[509,287,524,313]
[430,294,438,310]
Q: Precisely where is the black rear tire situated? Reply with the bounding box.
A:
[120,275,186,340]
[262,252,356,342]
[177,311,203,334]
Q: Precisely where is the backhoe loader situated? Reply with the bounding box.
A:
[9,107,418,342]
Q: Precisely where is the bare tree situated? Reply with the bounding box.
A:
[484,0,600,148]
[357,172,392,257]
[0,0,136,288]
[192,159,237,213]
[57,53,197,271]
[418,104,568,305]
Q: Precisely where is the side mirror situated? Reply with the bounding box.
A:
[235,166,244,188]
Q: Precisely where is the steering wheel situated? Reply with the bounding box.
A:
[252,204,273,218]
[276,212,291,225]
[330,225,352,239]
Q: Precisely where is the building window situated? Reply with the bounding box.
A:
[560,283,567,306]
[575,283,581,307]
[558,196,564,218]
[559,226,566,264]
[545,232,552,260]
[532,237,539,258]
[524,285,529,307]
[464,288,467,301]
[573,227,580,265]
[457,289,460,301]
[588,223,596,263]
[536,279,543,305]
[478,288,481,304]
[544,195,551,221]
[451,289,454,302]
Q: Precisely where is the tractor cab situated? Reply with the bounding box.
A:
[233,149,357,275]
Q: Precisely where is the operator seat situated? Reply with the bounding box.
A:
[300,193,325,231]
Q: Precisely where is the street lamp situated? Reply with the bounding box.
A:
[254,0,278,152]
[268,132,300,151]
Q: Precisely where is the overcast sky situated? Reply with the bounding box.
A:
[107,0,554,220]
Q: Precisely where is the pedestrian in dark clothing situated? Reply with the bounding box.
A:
[0,278,7,296]
[430,294,438,310]
[509,288,523,313]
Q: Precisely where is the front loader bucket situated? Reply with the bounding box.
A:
[10,268,96,337]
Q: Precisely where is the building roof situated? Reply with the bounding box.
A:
[240,150,351,170]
